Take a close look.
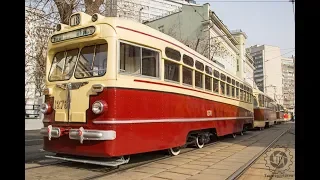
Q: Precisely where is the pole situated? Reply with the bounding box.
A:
[291,0,295,22]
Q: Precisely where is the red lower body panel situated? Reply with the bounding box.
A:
[43,87,253,157]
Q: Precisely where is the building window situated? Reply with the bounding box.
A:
[158,25,164,33]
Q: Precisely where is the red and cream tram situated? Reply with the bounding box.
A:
[39,12,254,166]
[276,103,285,124]
[252,89,278,130]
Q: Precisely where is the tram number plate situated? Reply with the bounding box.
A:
[54,100,69,109]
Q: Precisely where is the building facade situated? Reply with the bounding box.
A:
[105,0,195,23]
[144,3,254,85]
[247,45,283,102]
[281,57,295,111]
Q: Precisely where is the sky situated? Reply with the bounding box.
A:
[196,0,295,57]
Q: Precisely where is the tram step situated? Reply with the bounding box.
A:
[45,154,130,167]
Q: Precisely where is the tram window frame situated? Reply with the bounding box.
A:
[74,44,108,79]
[164,60,180,83]
[183,66,193,86]
[165,47,181,61]
[236,81,239,87]
[49,48,79,82]
[240,89,243,101]
[253,97,258,107]
[205,75,212,91]
[195,71,203,88]
[220,81,225,95]
[213,78,219,93]
[183,54,194,67]
[258,94,265,107]
[220,73,226,81]
[236,88,239,99]
[213,70,219,78]
[232,79,235,85]
[119,42,160,78]
[227,77,231,83]
[226,84,230,96]
[195,61,204,71]
[205,66,213,75]
[240,84,243,89]
[231,86,235,97]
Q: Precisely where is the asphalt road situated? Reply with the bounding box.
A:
[25,130,54,162]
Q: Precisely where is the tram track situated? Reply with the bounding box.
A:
[79,128,272,180]
[25,124,290,180]
[226,125,293,180]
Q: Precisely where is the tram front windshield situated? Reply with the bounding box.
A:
[49,43,108,81]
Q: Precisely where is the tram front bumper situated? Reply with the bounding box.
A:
[40,125,116,144]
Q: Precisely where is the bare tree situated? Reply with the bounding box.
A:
[84,0,104,15]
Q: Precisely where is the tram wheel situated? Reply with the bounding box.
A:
[232,133,236,138]
[259,127,264,131]
[195,135,205,149]
[168,147,181,156]
[240,131,244,136]
[123,155,130,162]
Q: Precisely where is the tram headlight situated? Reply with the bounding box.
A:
[40,103,52,114]
[92,14,98,22]
[56,24,61,31]
[92,100,107,114]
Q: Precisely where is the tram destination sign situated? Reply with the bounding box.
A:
[51,26,96,43]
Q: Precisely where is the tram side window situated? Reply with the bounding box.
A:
[240,89,243,101]
[226,84,230,96]
[253,97,258,107]
[236,88,239,98]
[75,44,108,79]
[183,54,194,67]
[213,78,219,93]
[231,86,235,97]
[195,71,203,88]
[183,67,193,86]
[119,43,159,77]
[259,95,265,107]
[164,60,179,82]
[205,75,212,91]
[220,82,225,95]
[165,47,181,61]
[142,48,159,77]
[119,43,141,74]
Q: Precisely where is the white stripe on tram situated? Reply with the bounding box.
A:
[93,116,252,124]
